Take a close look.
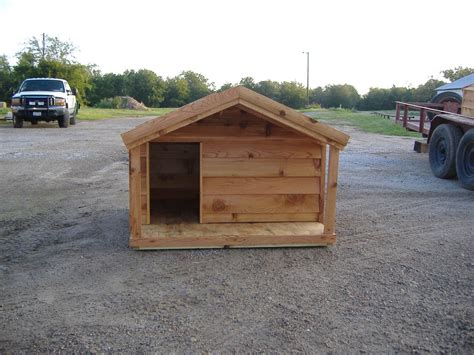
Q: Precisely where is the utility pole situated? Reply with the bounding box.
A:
[42,33,46,59]
[302,51,309,106]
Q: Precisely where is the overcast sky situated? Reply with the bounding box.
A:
[1,0,473,94]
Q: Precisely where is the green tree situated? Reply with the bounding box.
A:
[0,55,14,101]
[239,77,257,90]
[20,34,76,64]
[88,71,126,105]
[217,82,234,92]
[441,66,474,81]
[309,86,324,106]
[163,76,190,107]
[412,78,445,102]
[181,71,213,102]
[124,69,165,107]
[278,81,306,108]
[255,80,280,101]
[12,36,92,104]
[162,71,213,107]
[323,84,360,109]
[358,85,415,111]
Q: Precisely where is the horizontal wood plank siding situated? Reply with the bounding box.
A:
[202,213,319,223]
[203,177,320,195]
[149,143,200,201]
[150,108,324,224]
[202,158,321,177]
[462,87,474,117]
[202,194,319,214]
[202,140,321,159]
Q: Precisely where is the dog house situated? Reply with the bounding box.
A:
[121,86,349,249]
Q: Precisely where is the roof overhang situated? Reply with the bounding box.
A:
[121,86,350,150]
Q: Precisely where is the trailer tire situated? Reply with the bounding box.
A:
[428,92,462,120]
[456,129,474,190]
[429,124,463,179]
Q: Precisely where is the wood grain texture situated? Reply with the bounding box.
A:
[462,86,474,116]
[237,87,349,148]
[131,234,334,249]
[202,194,319,214]
[202,140,322,159]
[324,146,340,234]
[133,219,332,249]
[122,87,242,149]
[202,158,321,177]
[203,177,320,195]
[150,188,199,199]
[149,175,197,189]
[149,143,200,196]
[318,144,327,224]
[202,212,318,223]
[129,146,142,240]
[139,143,149,224]
[122,86,349,150]
[152,121,305,142]
[199,142,203,224]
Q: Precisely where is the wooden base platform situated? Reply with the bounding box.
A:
[131,212,333,249]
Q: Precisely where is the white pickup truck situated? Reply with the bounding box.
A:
[11,78,79,128]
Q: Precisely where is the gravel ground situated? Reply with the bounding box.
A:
[0,118,473,352]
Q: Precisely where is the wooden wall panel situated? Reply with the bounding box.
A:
[202,140,321,159]
[149,143,200,202]
[139,143,149,224]
[202,213,319,223]
[202,158,321,177]
[146,107,325,224]
[324,146,340,234]
[203,177,320,195]
[202,194,319,214]
[462,87,474,117]
[129,146,142,238]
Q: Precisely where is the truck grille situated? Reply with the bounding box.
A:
[24,96,53,108]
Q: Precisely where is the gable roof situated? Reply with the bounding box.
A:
[121,86,350,150]
[436,73,474,91]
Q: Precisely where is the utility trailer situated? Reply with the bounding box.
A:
[395,86,474,190]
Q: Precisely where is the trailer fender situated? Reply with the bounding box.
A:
[428,114,474,143]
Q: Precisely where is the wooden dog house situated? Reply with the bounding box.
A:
[121,86,349,249]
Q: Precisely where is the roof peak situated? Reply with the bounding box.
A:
[121,86,349,150]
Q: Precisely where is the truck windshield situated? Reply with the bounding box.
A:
[20,80,65,92]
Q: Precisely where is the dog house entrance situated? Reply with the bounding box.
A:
[149,143,200,223]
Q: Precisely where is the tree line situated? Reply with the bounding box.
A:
[1,35,473,110]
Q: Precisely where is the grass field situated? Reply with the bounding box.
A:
[303,108,420,137]
[77,107,174,120]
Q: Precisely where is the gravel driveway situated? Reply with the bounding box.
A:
[0,118,472,352]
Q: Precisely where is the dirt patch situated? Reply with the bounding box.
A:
[0,118,472,352]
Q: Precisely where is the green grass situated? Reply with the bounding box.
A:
[302,108,420,137]
[77,107,175,120]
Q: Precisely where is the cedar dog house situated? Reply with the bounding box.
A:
[121,86,349,249]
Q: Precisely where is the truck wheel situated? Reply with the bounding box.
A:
[428,92,463,120]
[70,113,76,125]
[429,124,463,179]
[58,111,70,128]
[456,129,474,190]
[13,114,23,128]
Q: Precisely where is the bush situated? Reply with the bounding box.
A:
[96,97,122,109]
[94,96,148,110]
